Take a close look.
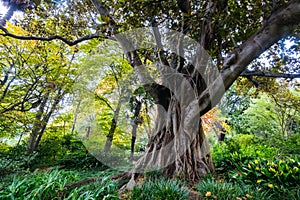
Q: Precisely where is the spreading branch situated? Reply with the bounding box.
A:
[0,25,109,46]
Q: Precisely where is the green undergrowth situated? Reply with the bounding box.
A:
[211,134,300,199]
[0,134,299,199]
[0,168,120,200]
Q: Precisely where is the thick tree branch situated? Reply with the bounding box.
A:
[241,70,300,79]
[221,0,300,89]
[151,21,170,68]
[245,76,261,87]
[199,0,300,115]
[0,25,109,46]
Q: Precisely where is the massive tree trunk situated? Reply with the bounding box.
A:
[132,95,214,182]
[122,56,217,183]
[122,3,218,183]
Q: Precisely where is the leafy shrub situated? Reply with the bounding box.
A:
[212,133,299,198]
[0,144,39,176]
[238,134,263,146]
[56,153,104,169]
[37,133,87,165]
[212,134,284,173]
[213,137,300,198]
[263,134,300,156]
[128,178,189,200]
[212,138,276,176]
[230,157,300,189]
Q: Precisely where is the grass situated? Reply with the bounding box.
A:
[128,178,189,200]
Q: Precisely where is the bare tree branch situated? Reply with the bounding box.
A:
[95,95,114,111]
[241,70,300,79]
[0,25,110,46]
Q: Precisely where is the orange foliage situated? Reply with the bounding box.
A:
[201,107,230,133]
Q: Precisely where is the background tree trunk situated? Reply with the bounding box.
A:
[27,90,62,152]
[213,121,226,142]
[129,122,138,162]
[104,100,121,153]
[27,92,49,152]
[130,99,142,162]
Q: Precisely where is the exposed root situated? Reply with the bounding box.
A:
[189,189,202,200]
[110,171,132,182]
[64,177,102,189]
[61,171,132,192]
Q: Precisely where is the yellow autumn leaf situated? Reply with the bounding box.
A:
[269,167,276,173]
[257,179,263,184]
[205,191,212,197]
[1,22,37,48]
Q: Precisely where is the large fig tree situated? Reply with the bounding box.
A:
[0,0,299,184]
